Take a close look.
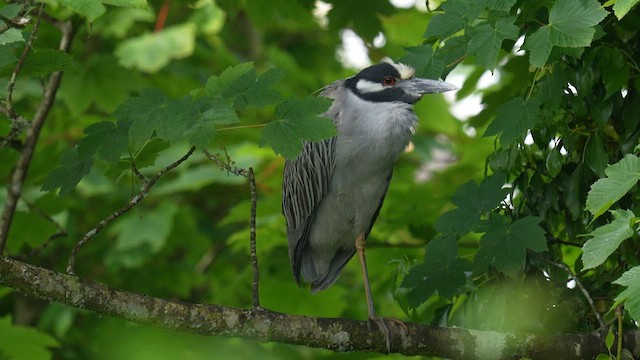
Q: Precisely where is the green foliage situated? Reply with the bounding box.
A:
[613,266,640,322]
[467,16,518,70]
[523,0,608,67]
[3,0,640,357]
[435,173,510,237]
[259,97,335,158]
[401,235,471,307]
[586,154,640,220]
[483,98,541,146]
[475,216,547,278]
[0,316,59,360]
[116,24,197,73]
[581,209,636,269]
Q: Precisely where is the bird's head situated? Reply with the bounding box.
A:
[345,59,457,104]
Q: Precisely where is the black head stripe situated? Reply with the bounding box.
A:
[345,63,419,104]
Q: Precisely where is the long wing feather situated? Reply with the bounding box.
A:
[282,137,336,284]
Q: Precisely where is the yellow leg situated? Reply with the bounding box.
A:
[355,234,377,318]
[355,234,391,351]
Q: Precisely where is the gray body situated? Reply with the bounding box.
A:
[283,81,417,291]
[282,60,456,293]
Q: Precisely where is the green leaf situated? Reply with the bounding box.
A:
[235,68,285,109]
[41,149,94,196]
[60,55,142,115]
[114,89,214,149]
[484,98,541,146]
[613,266,640,322]
[55,0,106,21]
[205,62,254,98]
[524,0,608,67]
[475,216,548,278]
[259,97,336,158]
[586,154,640,220]
[613,0,640,19]
[205,63,283,109]
[0,3,23,18]
[6,211,59,254]
[598,47,629,99]
[605,326,615,350]
[524,27,554,68]
[325,0,395,41]
[76,120,131,163]
[545,147,564,178]
[486,0,517,11]
[201,99,240,125]
[594,354,613,360]
[106,202,178,268]
[115,23,196,73]
[0,316,59,360]
[585,133,608,177]
[102,0,148,8]
[0,28,23,45]
[93,7,155,39]
[399,45,444,80]
[104,138,170,181]
[581,209,636,269]
[435,173,510,237]
[401,235,471,306]
[189,0,225,35]
[425,0,486,39]
[17,49,73,77]
[467,16,519,70]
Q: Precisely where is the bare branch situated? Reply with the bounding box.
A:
[529,250,606,329]
[66,146,196,274]
[249,167,260,308]
[0,17,76,254]
[0,256,638,359]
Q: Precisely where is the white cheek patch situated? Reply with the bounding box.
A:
[356,79,385,94]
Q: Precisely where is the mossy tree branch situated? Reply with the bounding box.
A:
[1,256,639,360]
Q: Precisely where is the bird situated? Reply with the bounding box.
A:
[282,59,457,349]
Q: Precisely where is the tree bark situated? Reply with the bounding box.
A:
[0,256,638,360]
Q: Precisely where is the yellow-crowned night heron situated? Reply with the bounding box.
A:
[282,59,456,347]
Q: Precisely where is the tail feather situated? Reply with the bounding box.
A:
[301,248,356,293]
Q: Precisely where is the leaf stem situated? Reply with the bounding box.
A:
[217,124,267,132]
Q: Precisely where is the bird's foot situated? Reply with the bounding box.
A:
[367,316,407,353]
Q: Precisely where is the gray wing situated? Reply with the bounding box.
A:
[282,137,336,284]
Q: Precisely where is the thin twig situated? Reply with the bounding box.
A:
[249,167,260,308]
[5,2,43,122]
[13,198,68,260]
[204,148,260,307]
[203,148,249,178]
[529,250,606,329]
[66,146,196,274]
[0,17,76,255]
[130,152,148,184]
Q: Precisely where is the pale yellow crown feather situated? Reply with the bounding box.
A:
[381,57,415,80]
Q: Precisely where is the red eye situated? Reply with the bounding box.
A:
[382,76,396,86]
